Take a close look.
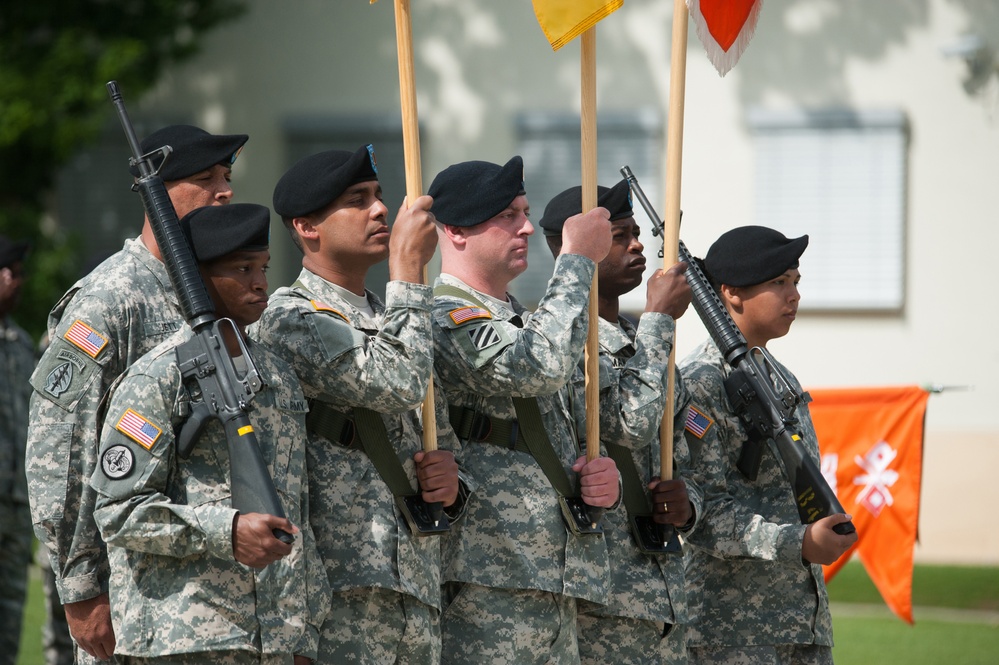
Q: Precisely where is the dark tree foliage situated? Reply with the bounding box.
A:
[0,0,247,341]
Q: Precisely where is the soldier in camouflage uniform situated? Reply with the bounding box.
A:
[251,146,463,665]
[427,157,621,665]
[0,236,34,665]
[679,226,857,665]
[91,203,330,664]
[540,180,702,664]
[26,124,248,663]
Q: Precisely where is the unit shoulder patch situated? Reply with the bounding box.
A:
[101,445,135,480]
[467,322,502,351]
[685,404,714,438]
[116,409,163,450]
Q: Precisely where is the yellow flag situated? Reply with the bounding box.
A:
[532,0,624,51]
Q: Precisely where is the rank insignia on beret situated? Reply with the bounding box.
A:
[311,299,349,323]
[116,409,162,450]
[467,323,501,351]
[449,306,492,325]
[64,320,108,359]
[684,405,714,438]
[101,445,135,480]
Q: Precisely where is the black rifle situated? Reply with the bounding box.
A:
[620,166,855,536]
[108,81,294,544]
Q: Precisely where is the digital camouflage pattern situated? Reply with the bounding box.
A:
[431,254,610,605]
[26,238,182,606]
[0,316,35,665]
[574,314,701,665]
[90,327,329,659]
[679,339,833,649]
[250,269,457,661]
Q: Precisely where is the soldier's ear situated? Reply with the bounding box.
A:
[292,216,319,242]
[720,284,744,311]
[440,223,469,248]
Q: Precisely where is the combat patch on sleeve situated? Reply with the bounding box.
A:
[100,445,135,480]
[115,409,163,450]
[310,299,350,323]
[64,320,109,359]
[684,405,714,438]
[466,322,502,351]
[449,306,491,326]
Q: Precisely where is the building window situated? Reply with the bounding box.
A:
[515,109,663,311]
[749,108,909,312]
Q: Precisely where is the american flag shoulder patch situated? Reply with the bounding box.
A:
[64,320,108,358]
[685,405,714,438]
[449,306,492,325]
[116,409,162,450]
[311,299,349,323]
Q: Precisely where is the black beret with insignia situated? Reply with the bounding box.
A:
[128,125,248,181]
[538,178,633,237]
[272,145,379,218]
[0,234,30,268]
[428,156,526,227]
[703,225,808,288]
[180,203,271,263]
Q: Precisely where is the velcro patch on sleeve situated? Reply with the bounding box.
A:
[684,405,714,438]
[115,409,163,450]
[64,320,108,359]
[310,299,349,323]
[449,306,492,326]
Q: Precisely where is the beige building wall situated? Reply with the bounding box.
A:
[124,0,998,564]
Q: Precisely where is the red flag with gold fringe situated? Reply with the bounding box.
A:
[809,385,931,624]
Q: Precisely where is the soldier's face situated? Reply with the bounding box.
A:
[597,216,646,298]
[316,181,390,265]
[166,164,234,218]
[200,250,270,329]
[464,195,534,282]
[725,268,801,346]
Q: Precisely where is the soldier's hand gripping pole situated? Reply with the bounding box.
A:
[107,81,294,545]
[621,165,855,537]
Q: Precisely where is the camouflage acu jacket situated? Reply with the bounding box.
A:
[679,339,833,648]
[26,238,183,603]
[91,327,329,658]
[250,269,454,611]
[1,317,34,504]
[574,314,702,623]
[431,254,611,606]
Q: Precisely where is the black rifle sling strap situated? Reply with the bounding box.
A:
[604,441,652,517]
[293,281,416,499]
[434,283,575,498]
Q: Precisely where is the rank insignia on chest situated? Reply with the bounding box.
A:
[64,320,108,358]
[685,405,714,438]
[311,299,349,323]
[467,323,501,351]
[449,306,491,325]
[116,409,163,450]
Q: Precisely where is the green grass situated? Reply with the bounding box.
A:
[15,561,999,664]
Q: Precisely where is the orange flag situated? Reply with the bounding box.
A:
[532,0,623,51]
[687,0,763,76]
[808,385,931,624]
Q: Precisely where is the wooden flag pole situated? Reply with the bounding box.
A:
[393,0,437,455]
[659,0,689,482]
[581,28,600,467]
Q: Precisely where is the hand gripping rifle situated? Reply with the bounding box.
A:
[108,81,294,544]
[620,166,855,536]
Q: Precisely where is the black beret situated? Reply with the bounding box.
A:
[703,225,808,287]
[538,178,633,236]
[0,235,30,268]
[179,204,271,263]
[272,145,379,218]
[128,125,248,181]
[428,156,526,227]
